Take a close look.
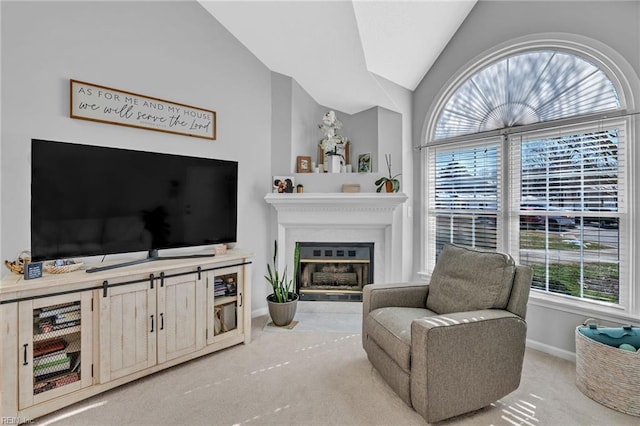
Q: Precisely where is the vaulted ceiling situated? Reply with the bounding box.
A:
[198,0,476,114]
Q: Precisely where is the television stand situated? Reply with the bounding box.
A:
[0,250,252,421]
[86,249,216,273]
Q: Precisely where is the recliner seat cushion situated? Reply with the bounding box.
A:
[426,244,516,314]
[365,307,437,371]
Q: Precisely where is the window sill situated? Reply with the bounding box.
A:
[528,290,640,324]
[416,271,431,282]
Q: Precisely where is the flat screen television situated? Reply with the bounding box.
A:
[31,139,238,271]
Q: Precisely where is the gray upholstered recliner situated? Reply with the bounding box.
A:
[363,244,532,423]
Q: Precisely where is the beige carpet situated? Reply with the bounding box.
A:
[35,314,638,426]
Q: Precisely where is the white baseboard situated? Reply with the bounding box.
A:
[526,338,576,362]
[252,301,362,318]
[297,301,362,313]
[252,307,268,318]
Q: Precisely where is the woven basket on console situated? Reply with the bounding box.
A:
[575,326,640,417]
[43,262,83,274]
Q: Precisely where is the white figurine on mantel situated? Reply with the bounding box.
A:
[318,110,349,173]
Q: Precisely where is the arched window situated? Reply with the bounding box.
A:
[424,48,630,310]
[434,51,620,140]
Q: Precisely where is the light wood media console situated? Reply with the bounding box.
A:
[0,250,253,422]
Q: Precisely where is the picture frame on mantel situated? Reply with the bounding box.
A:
[297,156,312,173]
[273,176,295,193]
[358,153,371,173]
[69,79,216,140]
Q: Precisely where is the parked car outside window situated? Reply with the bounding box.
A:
[520,203,576,231]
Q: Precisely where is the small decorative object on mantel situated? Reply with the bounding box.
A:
[342,184,361,193]
[375,154,401,193]
[273,176,295,193]
[297,156,312,173]
[325,149,342,173]
[296,184,304,193]
[70,79,216,140]
[358,153,371,173]
[318,110,350,172]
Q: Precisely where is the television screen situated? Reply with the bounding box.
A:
[31,139,237,262]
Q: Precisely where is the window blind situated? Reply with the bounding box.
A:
[434,51,620,140]
[510,120,625,303]
[426,139,502,270]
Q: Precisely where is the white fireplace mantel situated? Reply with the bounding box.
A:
[265,192,408,285]
[264,192,408,210]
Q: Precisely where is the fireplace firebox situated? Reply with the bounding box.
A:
[296,242,374,302]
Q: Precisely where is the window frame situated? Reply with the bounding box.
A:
[420,39,637,321]
[508,118,629,311]
[422,117,633,319]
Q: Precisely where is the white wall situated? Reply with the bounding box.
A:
[270,72,293,176]
[0,1,273,312]
[341,107,378,172]
[377,107,402,178]
[374,74,414,281]
[291,78,327,171]
[413,0,640,356]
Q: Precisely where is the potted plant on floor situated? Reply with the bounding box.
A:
[265,240,299,326]
[375,154,401,193]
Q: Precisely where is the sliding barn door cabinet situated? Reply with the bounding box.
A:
[0,251,252,422]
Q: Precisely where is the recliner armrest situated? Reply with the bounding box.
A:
[412,309,521,330]
[363,282,429,315]
[409,309,527,423]
[410,309,526,357]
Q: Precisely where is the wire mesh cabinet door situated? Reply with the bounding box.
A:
[18,290,93,409]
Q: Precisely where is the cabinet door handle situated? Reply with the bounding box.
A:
[239,293,243,307]
[160,313,164,330]
[23,343,28,366]
[150,314,155,333]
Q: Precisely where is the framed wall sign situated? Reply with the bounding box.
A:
[69,79,216,140]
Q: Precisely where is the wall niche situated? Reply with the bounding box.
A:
[270,72,402,193]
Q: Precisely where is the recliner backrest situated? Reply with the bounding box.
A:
[425,244,516,314]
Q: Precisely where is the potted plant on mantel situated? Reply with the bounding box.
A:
[375,154,401,193]
[265,240,299,326]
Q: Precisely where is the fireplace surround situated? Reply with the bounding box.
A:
[265,193,408,303]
